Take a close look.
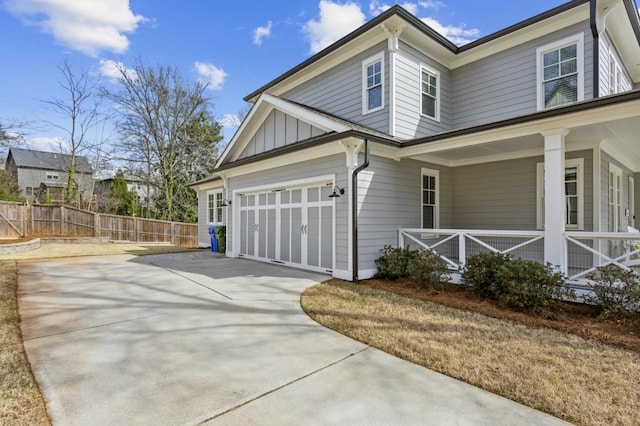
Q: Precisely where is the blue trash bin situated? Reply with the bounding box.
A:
[208,226,218,252]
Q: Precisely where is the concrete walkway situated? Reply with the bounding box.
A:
[19,252,570,425]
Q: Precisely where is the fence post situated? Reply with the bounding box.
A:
[60,205,66,236]
[458,232,466,270]
[22,202,28,237]
[171,222,176,245]
[94,212,100,238]
[134,217,140,242]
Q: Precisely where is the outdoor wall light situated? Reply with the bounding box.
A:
[221,199,232,206]
[328,186,345,198]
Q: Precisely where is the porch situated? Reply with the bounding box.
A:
[398,228,640,286]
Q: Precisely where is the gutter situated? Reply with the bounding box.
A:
[590,0,600,98]
[352,139,370,284]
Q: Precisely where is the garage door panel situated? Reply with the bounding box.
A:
[321,205,333,269]
[291,207,302,264]
[247,209,255,256]
[307,206,319,267]
[258,209,267,258]
[267,209,276,260]
[280,209,291,262]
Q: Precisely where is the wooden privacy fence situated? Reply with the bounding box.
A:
[0,201,197,247]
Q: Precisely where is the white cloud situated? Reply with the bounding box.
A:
[303,0,366,53]
[99,59,137,83]
[253,21,272,45]
[370,1,419,16]
[194,62,227,90]
[419,1,445,10]
[3,0,145,56]
[420,17,480,46]
[26,136,63,152]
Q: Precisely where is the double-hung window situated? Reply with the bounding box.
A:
[362,53,384,114]
[536,34,584,110]
[608,52,630,95]
[207,191,223,224]
[536,158,584,230]
[421,168,439,229]
[420,66,439,120]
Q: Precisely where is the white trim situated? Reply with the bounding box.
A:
[333,268,376,281]
[536,33,585,111]
[362,51,385,115]
[206,189,224,225]
[421,167,439,229]
[216,93,350,168]
[608,163,623,232]
[536,158,584,230]
[629,176,635,228]
[593,145,601,232]
[419,64,440,122]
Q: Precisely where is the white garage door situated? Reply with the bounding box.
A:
[238,183,334,273]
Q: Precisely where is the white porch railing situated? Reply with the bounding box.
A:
[564,231,640,282]
[398,229,545,271]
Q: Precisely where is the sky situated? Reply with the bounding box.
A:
[1,0,628,159]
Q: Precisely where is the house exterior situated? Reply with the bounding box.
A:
[5,147,94,205]
[95,173,156,211]
[192,0,640,285]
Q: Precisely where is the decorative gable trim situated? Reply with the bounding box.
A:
[215,93,350,168]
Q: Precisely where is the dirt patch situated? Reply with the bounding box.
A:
[365,279,640,352]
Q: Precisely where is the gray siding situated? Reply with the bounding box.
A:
[451,21,593,129]
[395,41,451,138]
[598,31,633,96]
[601,151,635,232]
[356,156,452,272]
[238,110,326,159]
[227,154,349,270]
[196,186,225,248]
[451,150,593,231]
[16,168,93,202]
[283,43,390,135]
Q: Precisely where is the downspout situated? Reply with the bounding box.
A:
[590,0,600,98]
[352,139,370,284]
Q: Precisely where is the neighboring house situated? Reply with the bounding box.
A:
[95,174,156,210]
[5,147,94,204]
[192,0,640,286]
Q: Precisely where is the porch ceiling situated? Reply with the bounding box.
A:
[403,113,640,170]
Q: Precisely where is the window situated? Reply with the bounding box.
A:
[536,158,584,229]
[608,52,628,95]
[421,168,439,229]
[609,164,622,232]
[536,34,584,110]
[362,53,384,114]
[420,66,439,120]
[207,191,223,224]
[26,187,34,196]
[46,172,59,181]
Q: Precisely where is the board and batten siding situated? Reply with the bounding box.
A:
[237,110,326,159]
[451,150,593,231]
[395,41,452,139]
[227,154,349,270]
[356,155,452,273]
[283,43,390,135]
[451,21,593,129]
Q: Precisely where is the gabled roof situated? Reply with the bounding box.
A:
[216,93,374,168]
[7,147,93,174]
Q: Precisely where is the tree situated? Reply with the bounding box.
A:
[107,170,137,216]
[43,58,102,205]
[104,60,222,222]
[0,170,22,202]
[0,120,25,145]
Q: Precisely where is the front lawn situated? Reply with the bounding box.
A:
[301,279,640,426]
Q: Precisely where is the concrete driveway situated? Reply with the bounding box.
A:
[18,252,569,425]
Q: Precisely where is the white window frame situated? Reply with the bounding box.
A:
[628,176,635,228]
[609,163,623,232]
[420,64,440,121]
[362,52,385,115]
[46,172,60,181]
[207,190,223,225]
[536,33,584,111]
[421,168,439,229]
[536,158,584,230]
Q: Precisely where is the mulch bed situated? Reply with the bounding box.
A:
[364,279,640,352]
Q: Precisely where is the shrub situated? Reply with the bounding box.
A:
[585,265,640,319]
[407,249,450,288]
[497,259,574,317]
[374,245,417,279]
[462,252,512,300]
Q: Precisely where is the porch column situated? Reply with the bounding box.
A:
[542,129,569,270]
